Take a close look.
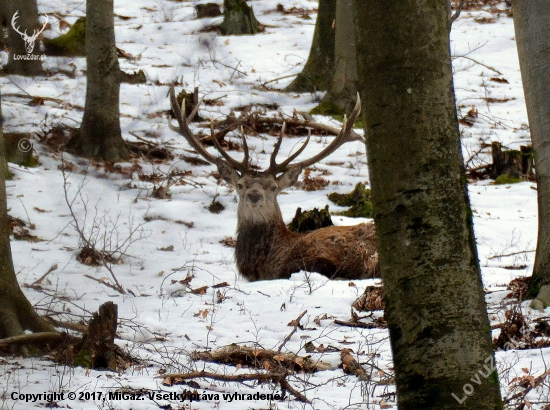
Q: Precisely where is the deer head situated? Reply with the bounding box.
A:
[169,87,378,280]
[11,11,48,54]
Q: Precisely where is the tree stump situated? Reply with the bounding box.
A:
[490,142,534,182]
[75,301,118,370]
[220,0,260,35]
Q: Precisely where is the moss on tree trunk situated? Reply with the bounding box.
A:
[356,0,503,408]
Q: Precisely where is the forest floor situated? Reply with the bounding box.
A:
[1,0,549,409]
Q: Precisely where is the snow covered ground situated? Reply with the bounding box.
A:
[1,0,548,409]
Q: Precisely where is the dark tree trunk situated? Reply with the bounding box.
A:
[1,0,45,76]
[285,0,336,93]
[355,0,503,408]
[67,0,129,161]
[513,0,550,303]
[220,0,260,36]
[317,0,358,114]
[0,91,55,341]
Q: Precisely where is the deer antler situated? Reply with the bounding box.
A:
[268,94,362,175]
[11,11,48,40]
[11,11,27,38]
[169,86,250,172]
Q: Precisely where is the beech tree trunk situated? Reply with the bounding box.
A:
[67,0,129,161]
[0,92,54,341]
[285,0,336,92]
[355,1,503,408]
[1,0,44,76]
[513,0,550,300]
[317,0,358,113]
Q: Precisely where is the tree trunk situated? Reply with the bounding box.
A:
[0,91,55,342]
[512,0,550,301]
[220,0,260,36]
[2,0,45,76]
[285,0,336,93]
[67,0,129,161]
[355,1,503,409]
[316,0,358,114]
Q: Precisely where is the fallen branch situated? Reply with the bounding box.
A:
[0,332,64,349]
[158,371,310,403]
[193,344,332,373]
[504,367,550,406]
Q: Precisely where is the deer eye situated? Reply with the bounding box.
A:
[270,184,277,191]
[237,183,244,190]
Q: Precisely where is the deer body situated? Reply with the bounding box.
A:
[169,88,380,281]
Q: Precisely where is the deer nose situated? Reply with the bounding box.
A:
[247,191,263,204]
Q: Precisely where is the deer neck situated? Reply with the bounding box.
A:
[235,202,300,280]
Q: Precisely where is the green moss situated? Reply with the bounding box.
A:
[288,205,333,233]
[493,174,522,185]
[309,101,363,128]
[328,182,373,218]
[73,348,93,368]
[43,17,86,56]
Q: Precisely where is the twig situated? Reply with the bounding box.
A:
[454,55,503,75]
[261,74,298,87]
[31,263,58,286]
[278,310,307,353]
[449,0,466,28]
[504,367,550,405]
[47,318,88,333]
[334,319,380,329]
[84,274,124,293]
[488,250,536,260]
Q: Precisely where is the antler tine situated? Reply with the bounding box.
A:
[280,93,362,172]
[169,87,218,165]
[240,126,249,167]
[209,122,250,172]
[269,123,285,172]
[276,130,311,172]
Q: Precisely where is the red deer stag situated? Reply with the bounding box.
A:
[169,87,379,281]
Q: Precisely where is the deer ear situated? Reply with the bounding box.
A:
[277,165,302,189]
[216,160,241,186]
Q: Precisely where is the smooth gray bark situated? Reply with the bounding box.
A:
[2,0,44,75]
[512,0,550,299]
[355,0,503,408]
[285,0,336,92]
[67,0,129,161]
[318,0,357,113]
[0,91,54,339]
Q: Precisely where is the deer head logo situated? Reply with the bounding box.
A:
[11,11,48,54]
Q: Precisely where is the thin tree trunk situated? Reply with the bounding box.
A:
[285,0,336,92]
[355,1,503,408]
[2,0,44,76]
[0,91,54,340]
[512,0,550,301]
[67,0,129,161]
